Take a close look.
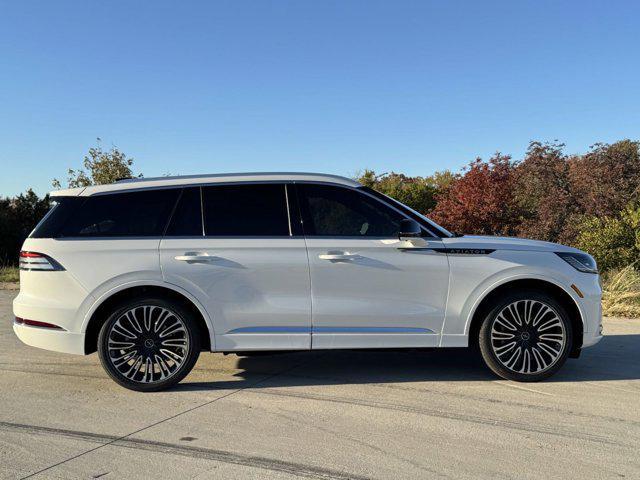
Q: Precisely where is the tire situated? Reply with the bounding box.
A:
[97,297,201,392]
[478,290,573,382]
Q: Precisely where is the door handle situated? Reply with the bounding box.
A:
[174,253,220,262]
[318,252,359,261]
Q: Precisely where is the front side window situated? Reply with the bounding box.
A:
[57,189,180,237]
[202,184,290,236]
[360,186,448,237]
[298,184,406,237]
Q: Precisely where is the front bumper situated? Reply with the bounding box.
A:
[566,267,603,351]
[13,322,85,355]
[582,323,604,348]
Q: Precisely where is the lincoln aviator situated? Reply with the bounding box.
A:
[13,173,602,391]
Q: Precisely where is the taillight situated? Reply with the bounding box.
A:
[19,251,64,271]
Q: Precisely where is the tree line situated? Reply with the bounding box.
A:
[1,139,638,271]
[359,140,640,271]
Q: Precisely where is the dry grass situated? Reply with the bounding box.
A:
[0,266,19,284]
[601,264,640,318]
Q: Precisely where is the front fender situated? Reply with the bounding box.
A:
[439,251,585,346]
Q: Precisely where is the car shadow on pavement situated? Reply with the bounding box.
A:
[177,334,640,391]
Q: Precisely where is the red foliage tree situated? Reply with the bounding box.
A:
[514,141,575,243]
[569,140,640,218]
[430,154,519,235]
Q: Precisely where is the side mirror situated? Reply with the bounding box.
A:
[398,219,421,239]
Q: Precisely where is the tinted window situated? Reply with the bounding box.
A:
[58,189,180,237]
[165,187,202,236]
[299,184,405,237]
[360,187,443,237]
[30,197,82,238]
[203,184,290,236]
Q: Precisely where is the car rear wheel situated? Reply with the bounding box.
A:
[97,297,200,392]
[478,291,573,382]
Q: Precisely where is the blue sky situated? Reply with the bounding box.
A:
[1,0,639,197]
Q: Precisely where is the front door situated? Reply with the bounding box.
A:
[160,184,311,351]
[296,183,449,349]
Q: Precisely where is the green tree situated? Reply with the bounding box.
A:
[356,169,452,214]
[53,139,140,188]
[429,170,457,193]
[575,203,640,271]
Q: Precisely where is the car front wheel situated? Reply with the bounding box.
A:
[97,297,200,392]
[478,291,573,382]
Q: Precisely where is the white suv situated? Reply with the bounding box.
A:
[14,172,603,391]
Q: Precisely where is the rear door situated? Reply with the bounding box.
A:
[297,183,449,349]
[159,183,312,351]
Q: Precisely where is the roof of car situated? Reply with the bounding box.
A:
[50,172,362,197]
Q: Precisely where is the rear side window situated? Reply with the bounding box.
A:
[57,189,180,237]
[30,197,82,238]
[202,184,290,236]
[298,184,405,237]
[165,187,203,236]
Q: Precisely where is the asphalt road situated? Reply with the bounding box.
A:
[1,290,638,480]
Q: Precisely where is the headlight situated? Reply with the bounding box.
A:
[555,252,598,274]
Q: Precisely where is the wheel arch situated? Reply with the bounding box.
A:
[466,278,584,357]
[83,282,214,354]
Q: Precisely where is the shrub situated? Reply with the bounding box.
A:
[575,204,640,271]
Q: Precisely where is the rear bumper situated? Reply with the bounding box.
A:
[13,322,85,355]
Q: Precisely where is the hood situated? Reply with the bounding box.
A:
[441,235,583,253]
